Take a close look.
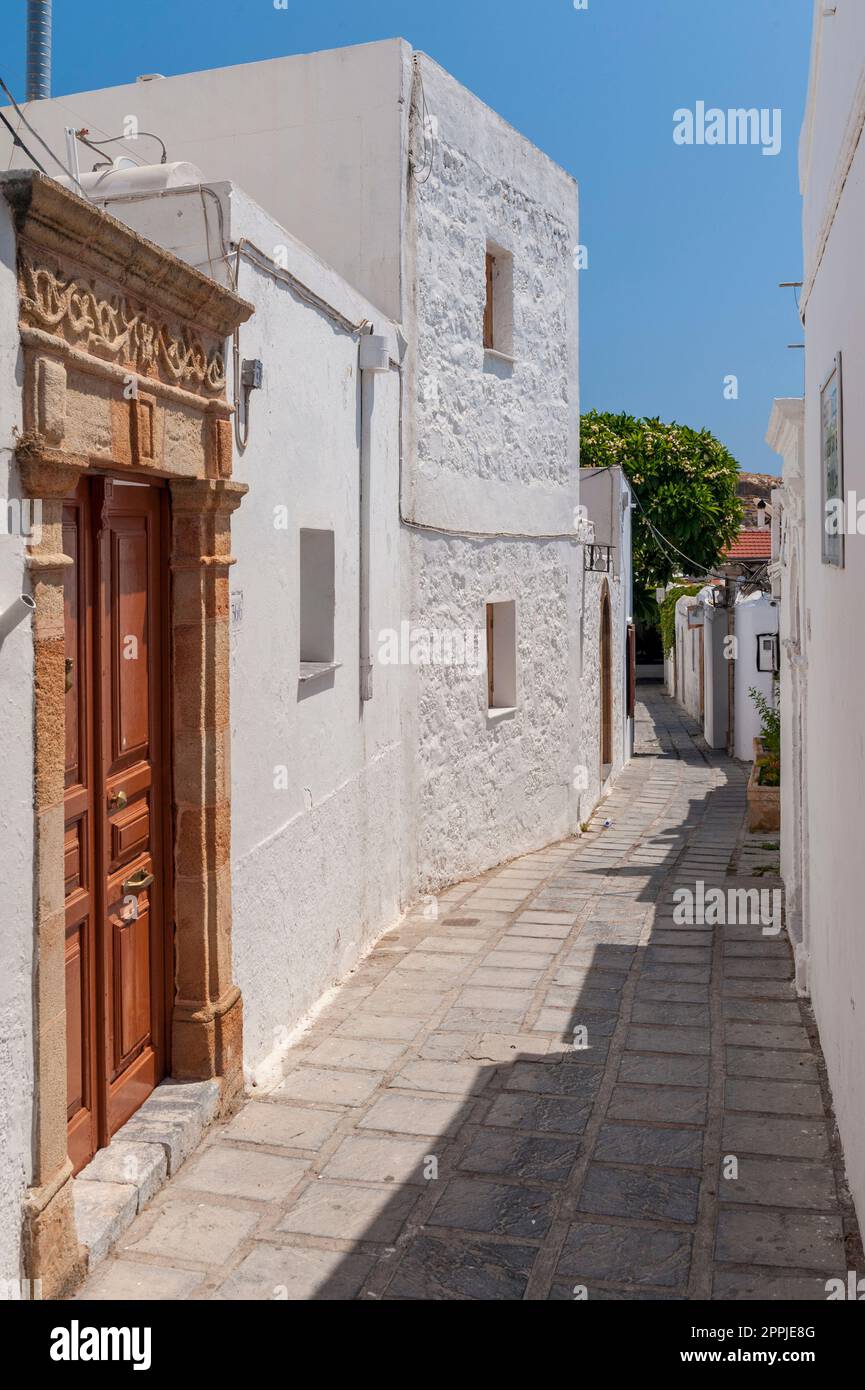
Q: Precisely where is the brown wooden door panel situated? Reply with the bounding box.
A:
[63,483,99,1173]
[64,476,170,1169]
[96,480,168,1145]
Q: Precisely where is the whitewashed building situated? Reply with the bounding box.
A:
[0,44,632,1290]
[579,465,634,810]
[765,0,865,1233]
[666,583,778,760]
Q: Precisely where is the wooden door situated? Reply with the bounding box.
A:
[600,588,613,773]
[64,476,170,1172]
[64,482,99,1173]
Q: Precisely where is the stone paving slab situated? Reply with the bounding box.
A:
[71,689,862,1302]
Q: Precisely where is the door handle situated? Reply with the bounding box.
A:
[109,788,128,811]
[122,867,154,894]
[64,656,74,693]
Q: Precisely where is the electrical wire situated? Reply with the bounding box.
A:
[0,74,87,195]
[0,108,49,176]
[628,481,728,580]
[411,58,435,186]
[75,128,167,165]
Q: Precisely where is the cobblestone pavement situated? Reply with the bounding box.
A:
[75,687,861,1301]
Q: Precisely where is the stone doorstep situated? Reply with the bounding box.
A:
[72,1079,221,1271]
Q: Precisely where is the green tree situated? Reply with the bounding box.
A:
[580,412,743,616]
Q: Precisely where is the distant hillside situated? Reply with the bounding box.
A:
[737,472,775,526]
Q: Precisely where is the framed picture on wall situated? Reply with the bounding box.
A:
[821,353,844,567]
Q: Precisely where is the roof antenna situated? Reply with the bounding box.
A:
[26,1,52,101]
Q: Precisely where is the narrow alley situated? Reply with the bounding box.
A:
[73,687,860,1302]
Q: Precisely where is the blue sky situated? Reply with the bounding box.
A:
[2,0,813,473]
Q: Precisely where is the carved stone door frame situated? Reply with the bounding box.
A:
[1,172,253,1298]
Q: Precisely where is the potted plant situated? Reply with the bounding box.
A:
[746,685,780,832]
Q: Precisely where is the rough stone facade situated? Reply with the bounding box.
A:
[405,54,584,893]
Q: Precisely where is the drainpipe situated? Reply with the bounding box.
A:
[358,330,390,702]
[26,1,52,101]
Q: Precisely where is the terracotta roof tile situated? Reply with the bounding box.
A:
[725,529,772,561]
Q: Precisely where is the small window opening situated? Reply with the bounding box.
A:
[486,600,517,711]
[483,243,514,357]
[299,528,336,681]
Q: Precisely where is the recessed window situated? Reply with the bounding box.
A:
[483,243,514,358]
[299,528,336,682]
[486,600,517,713]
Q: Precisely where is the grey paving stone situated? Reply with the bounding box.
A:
[303,1037,409,1071]
[321,1134,436,1184]
[483,1091,593,1135]
[619,1053,710,1088]
[641,962,711,984]
[626,1025,711,1056]
[458,986,536,1012]
[438,1006,526,1032]
[712,1268,834,1301]
[125,1200,259,1265]
[722,978,796,1000]
[386,1233,537,1300]
[419,1032,478,1061]
[483,949,556,970]
[271,1067,384,1107]
[721,998,802,1024]
[389,1060,489,1096]
[217,1243,375,1300]
[715,1209,845,1272]
[175,1145,309,1202]
[636,980,709,1003]
[459,1128,578,1182]
[578,1164,701,1224]
[631,1001,711,1028]
[277,1180,418,1241]
[607,1085,707,1125]
[725,1023,810,1052]
[722,957,791,980]
[721,1115,830,1161]
[359,1092,466,1137]
[469,1032,553,1062]
[594,1122,704,1170]
[75,1258,205,1301]
[718,1157,837,1210]
[221,1102,343,1151]
[504,1060,603,1099]
[725,1078,825,1118]
[725,1047,818,1082]
[557,1220,692,1289]
[428,1176,555,1238]
[470,966,544,990]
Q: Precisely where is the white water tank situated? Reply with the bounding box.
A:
[58,160,206,200]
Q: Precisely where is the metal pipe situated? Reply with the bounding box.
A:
[26,1,52,101]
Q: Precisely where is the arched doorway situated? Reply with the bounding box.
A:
[600,582,613,776]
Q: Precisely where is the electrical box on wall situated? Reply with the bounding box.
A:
[359,335,390,373]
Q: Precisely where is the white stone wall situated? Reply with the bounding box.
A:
[403,55,584,891]
[579,571,626,814]
[673,597,705,724]
[797,0,865,1230]
[99,184,406,1086]
[767,399,807,985]
[0,42,411,322]
[0,196,35,1283]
